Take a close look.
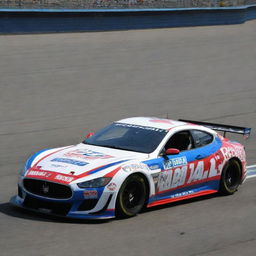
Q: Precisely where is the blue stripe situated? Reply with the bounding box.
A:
[51,158,88,166]
[149,179,219,203]
[86,160,129,175]
[25,148,50,170]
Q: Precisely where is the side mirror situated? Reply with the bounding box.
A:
[86,132,94,139]
[165,148,180,155]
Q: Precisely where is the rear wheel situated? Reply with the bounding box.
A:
[116,174,147,218]
[219,159,242,195]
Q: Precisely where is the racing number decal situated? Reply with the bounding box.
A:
[157,153,224,193]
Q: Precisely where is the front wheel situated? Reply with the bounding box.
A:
[116,174,147,218]
[219,159,242,195]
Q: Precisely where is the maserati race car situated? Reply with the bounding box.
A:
[11,117,251,219]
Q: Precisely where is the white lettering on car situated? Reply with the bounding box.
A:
[221,145,245,161]
[158,157,223,192]
[171,166,187,189]
[55,174,74,183]
[27,170,52,178]
[122,164,147,172]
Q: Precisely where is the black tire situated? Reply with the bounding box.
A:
[116,174,147,218]
[219,159,242,195]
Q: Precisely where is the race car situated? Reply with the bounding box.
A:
[11,117,251,219]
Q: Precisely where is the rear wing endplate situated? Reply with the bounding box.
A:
[179,119,251,138]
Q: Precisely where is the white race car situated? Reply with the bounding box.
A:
[11,117,251,219]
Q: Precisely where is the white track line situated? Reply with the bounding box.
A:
[247,165,256,168]
[246,165,256,180]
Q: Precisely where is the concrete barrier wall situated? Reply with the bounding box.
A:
[0,5,256,34]
[1,0,256,9]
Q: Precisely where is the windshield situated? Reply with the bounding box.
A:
[83,122,168,153]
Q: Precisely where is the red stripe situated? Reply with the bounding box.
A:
[27,162,111,184]
[105,209,115,212]
[76,164,108,179]
[26,164,118,184]
[104,167,122,178]
[147,189,217,208]
[26,168,77,184]
[33,146,73,167]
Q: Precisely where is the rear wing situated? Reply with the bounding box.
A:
[179,119,251,138]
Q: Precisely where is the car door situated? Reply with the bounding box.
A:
[156,130,196,199]
[149,129,222,203]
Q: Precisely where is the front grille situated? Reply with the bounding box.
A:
[23,178,72,199]
[24,195,72,216]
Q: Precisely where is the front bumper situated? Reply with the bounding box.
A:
[11,184,116,219]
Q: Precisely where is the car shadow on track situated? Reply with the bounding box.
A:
[0,193,220,224]
[0,202,109,224]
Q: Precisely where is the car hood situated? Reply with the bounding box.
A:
[25,144,147,184]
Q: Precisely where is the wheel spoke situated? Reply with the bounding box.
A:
[122,181,144,209]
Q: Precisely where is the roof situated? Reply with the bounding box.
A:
[117,117,187,130]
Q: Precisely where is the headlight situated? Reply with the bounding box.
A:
[77,177,112,188]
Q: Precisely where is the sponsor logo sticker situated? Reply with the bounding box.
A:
[123,164,146,172]
[51,158,88,166]
[55,174,75,183]
[164,156,187,169]
[83,190,98,199]
[27,170,52,178]
[149,164,161,171]
[107,182,117,191]
[64,149,113,160]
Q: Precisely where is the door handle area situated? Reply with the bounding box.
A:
[196,155,204,160]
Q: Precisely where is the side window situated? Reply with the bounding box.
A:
[165,131,194,151]
[191,130,213,148]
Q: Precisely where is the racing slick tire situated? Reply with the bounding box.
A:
[116,174,147,218]
[219,159,242,195]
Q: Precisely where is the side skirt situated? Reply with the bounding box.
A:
[147,189,217,208]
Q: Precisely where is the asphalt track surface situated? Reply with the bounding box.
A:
[1,21,256,256]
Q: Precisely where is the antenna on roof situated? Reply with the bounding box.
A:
[166,113,169,119]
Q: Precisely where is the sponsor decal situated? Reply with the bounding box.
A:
[83,190,98,199]
[122,164,146,172]
[51,164,67,168]
[158,156,223,192]
[151,173,160,185]
[221,145,246,161]
[55,174,75,183]
[51,158,88,166]
[115,123,167,133]
[26,168,77,184]
[27,170,52,178]
[107,182,117,191]
[149,164,161,170]
[171,190,194,198]
[164,156,188,169]
[64,149,113,160]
